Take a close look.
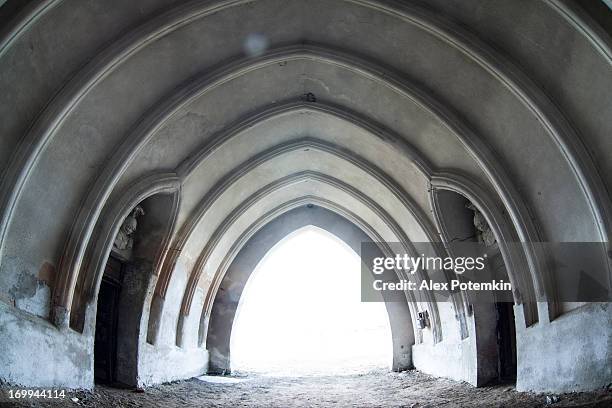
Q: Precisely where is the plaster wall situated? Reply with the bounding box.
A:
[516,302,612,393]
[0,302,91,388]
[0,0,610,394]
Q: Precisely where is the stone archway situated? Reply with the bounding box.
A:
[80,175,180,387]
[431,187,517,386]
[206,204,415,374]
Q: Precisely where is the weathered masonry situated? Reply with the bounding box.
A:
[0,0,610,394]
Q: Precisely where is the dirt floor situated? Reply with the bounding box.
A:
[1,369,611,408]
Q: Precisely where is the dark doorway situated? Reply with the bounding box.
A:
[495,302,517,382]
[94,256,124,384]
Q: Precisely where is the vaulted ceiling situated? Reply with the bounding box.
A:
[0,0,610,391]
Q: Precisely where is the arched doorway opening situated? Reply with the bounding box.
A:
[431,188,517,384]
[230,225,393,375]
[91,187,179,386]
[206,205,415,375]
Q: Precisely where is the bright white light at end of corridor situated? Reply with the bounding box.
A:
[230,226,392,376]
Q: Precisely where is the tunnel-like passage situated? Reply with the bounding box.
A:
[0,0,611,401]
